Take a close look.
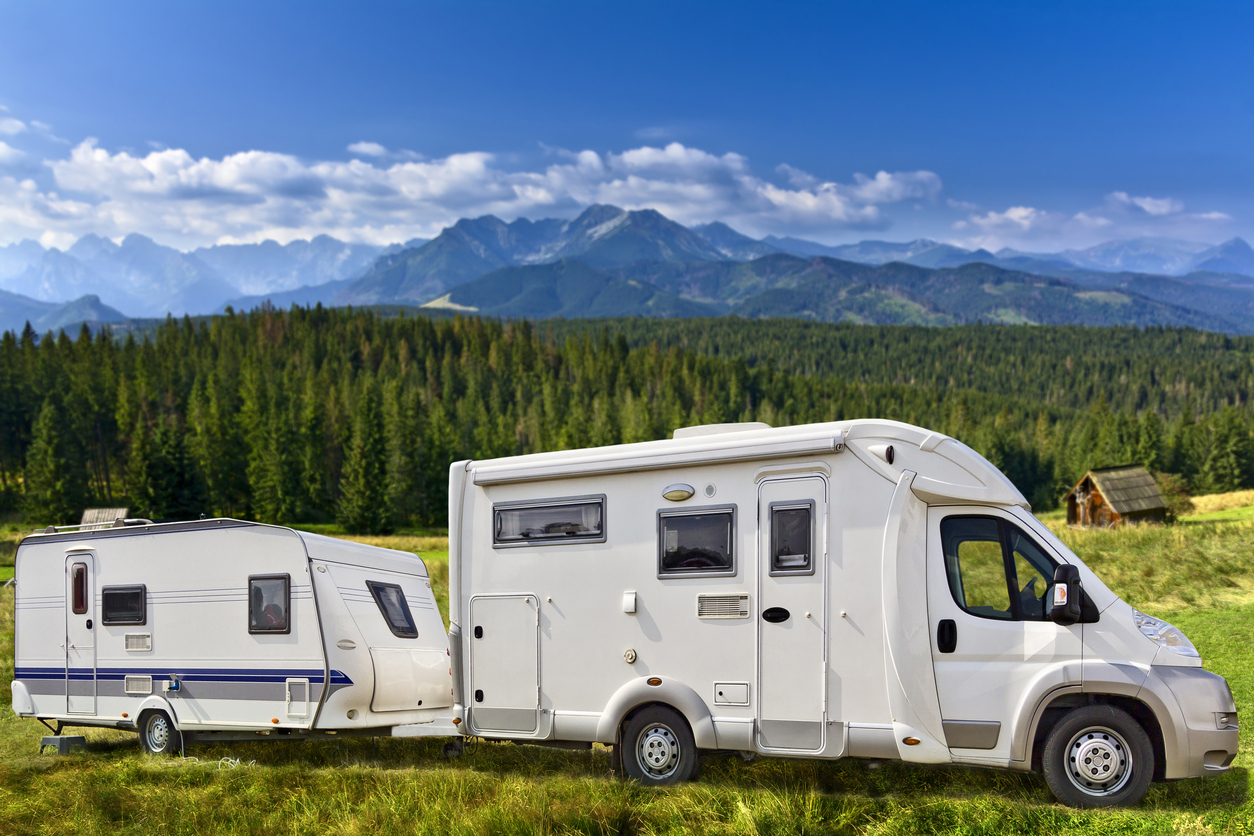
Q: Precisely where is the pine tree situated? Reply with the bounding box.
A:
[149,415,209,520]
[23,396,90,525]
[337,380,391,534]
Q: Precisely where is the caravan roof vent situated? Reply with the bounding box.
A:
[673,422,771,440]
[697,593,750,619]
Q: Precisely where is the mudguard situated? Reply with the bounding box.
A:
[595,677,717,749]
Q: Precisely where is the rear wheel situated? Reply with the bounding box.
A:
[620,705,697,786]
[139,709,180,756]
[1042,705,1153,808]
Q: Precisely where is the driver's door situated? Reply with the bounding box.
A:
[927,507,1083,760]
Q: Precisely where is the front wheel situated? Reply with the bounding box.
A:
[620,706,697,786]
[1042,705,1154,808]
[139,709,181,756]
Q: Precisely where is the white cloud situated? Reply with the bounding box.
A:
[946,198,979,211]
[0,136,943,247]
[0,117,26,136]
[0,141,23,163]
[1106,191,1184,216]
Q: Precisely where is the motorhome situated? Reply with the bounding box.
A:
[446,419,1239,807]
[11,519,456,752]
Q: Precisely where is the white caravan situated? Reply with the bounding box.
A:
[446,419,1238,807]
[11,519,455,752]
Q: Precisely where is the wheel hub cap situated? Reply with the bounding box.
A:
[637,724,680,778]
[1066,727,1131,795]
[148,716,169,750]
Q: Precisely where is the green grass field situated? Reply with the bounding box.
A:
[1,515,1253,834]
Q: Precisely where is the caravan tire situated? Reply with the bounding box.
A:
[139,709,180,756]
[1042,705,1154,808]
[620,706,697,786]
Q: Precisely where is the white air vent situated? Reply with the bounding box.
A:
[697,593,750,619]
[124,675,152,695]
[125,633,152,652]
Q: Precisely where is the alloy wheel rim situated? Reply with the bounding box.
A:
[636,723,680,779]
[1065,726,1132,796]
[147,715,170,751]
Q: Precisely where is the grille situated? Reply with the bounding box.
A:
[124,675,152,695]
[124,633,152,652]
[697,593,750,619]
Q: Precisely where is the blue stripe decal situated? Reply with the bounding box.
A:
[15,667,352,685]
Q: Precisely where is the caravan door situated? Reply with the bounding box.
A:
[756,476,827,752]
[65,554,97,715]
[927,507,1083,760]
[468,594,540,735]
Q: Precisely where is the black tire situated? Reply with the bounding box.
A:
[1042,705,1154,808]
[620,705,697,786]
[139,709,180,756]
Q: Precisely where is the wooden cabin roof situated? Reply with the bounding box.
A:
[1066,466,1166,515]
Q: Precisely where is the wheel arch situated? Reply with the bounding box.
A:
[595,677,716,749]
[1026,690,1173,781]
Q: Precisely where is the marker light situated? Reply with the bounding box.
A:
[1133,610,1200,658]
[1053,584,1068,608]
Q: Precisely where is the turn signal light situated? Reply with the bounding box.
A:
[452,717,462,725]
[647,677,662,686]
[271,718,279,724]
[121,712,128,718]
[902,737,920,746]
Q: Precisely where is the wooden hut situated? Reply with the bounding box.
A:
[1064,466,1166,527]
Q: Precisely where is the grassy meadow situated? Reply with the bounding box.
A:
[0,509,1253,834]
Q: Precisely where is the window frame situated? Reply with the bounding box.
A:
[366,580,419,639]
[768,499,817,577]
[940,514,1059,622]
[656,504,738,579]
[248,573,292,635]
[101,584,147,626]
[491,494,608,549]
[70,562,88,615]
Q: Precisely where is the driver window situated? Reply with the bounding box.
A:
[942,517,1013,620]
[658,507,736,577]
[1007,526,1054,621]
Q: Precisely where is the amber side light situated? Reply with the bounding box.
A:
[271,718,279,724]
[121,712,128,718]
[452,718,462,725]
[902,737,920,746]
[647,677,662,686]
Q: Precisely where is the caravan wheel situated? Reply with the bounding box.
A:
[139,709,180,756]
[621,706,697,786]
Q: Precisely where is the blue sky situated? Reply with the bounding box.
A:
[0,0,1250,250]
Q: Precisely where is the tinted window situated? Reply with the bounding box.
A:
[71,563,87,614]
[367,581,418,638]
[941,516,1059,621]
[770,502,813,574]
[249,575,290,634]
[494,498,605,545]
[659,508,735,576]
[102,585,146,625]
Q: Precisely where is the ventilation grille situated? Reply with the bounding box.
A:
[124,633,152,652]
[124,675,152,695]
[697,593,750,619]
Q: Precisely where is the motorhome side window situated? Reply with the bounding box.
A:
[770,501,814,575]
[493,496,605,546]
[367,581,418,638]
[940,516,1058,621]
[248,574,291,634]
[658,506,736,577]
[101,585,146,625]
[70,563,88,614]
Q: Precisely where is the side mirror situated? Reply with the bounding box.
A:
[1050,564,1082,626]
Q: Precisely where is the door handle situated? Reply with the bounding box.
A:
[762,607,790,623]
[937,619,957,653]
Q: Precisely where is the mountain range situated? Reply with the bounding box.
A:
[2,203,1253,334]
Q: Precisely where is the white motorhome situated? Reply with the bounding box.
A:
[11,519,455,752]
[446,419,1239,807]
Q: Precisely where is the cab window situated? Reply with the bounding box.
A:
[941,516,1058,621]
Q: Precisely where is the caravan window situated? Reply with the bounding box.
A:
[658,506,736,577]
[493,495,606,547]
[367,581,418,638]
[102,585,146,625]
[71,563,88,614]
[248,574,291,634]
[770,501,815,575]
[940,515,1059,621]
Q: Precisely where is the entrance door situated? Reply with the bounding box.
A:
[65,554,97,715]
[927,507,1083,759]
[757,476,827,752]
[468,594,539,734]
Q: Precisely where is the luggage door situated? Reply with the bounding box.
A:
[65,554,97,715]
[468,594,539,734]
[757,477,827,752]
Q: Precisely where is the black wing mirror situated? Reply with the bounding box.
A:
[1050,564,1082,626]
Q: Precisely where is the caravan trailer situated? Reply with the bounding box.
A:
[446,419,1239,807]
[10,519,456,752]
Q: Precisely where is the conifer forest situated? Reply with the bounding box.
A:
[5,307,1254,534]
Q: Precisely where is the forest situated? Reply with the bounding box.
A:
[4,307,1254,533]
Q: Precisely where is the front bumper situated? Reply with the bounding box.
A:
[1149,666,1239,778]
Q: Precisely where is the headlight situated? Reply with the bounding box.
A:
[1133,610,1200,658]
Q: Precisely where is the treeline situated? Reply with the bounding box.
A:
[4,309,1254,532]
